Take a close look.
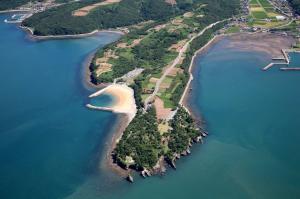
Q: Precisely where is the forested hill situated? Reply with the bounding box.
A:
[0,0,31,11]
[22,0,236,36]
[288,0,300,14]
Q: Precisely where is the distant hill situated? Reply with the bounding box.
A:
[0,0,31,11]
[22,0,213,36]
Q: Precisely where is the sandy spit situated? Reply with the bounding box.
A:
[88,84,137,176]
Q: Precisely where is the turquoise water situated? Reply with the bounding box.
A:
[89,94,114,107]
[1,12,300,199]
[289,52,300,67]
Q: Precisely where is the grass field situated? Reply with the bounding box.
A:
[225,26,240,33]
[252,11,268,19]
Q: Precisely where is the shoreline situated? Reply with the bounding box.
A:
[0,9,30,13]
[179,34,224,113]
[86,84,137,177]
[82,48,113,90]
[21,25,125,41]
[15,14,130,176]
[84,31,295,178]
[100,113,131,177]
[0,12,125,41]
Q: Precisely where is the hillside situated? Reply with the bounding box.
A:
[22,0,200,35]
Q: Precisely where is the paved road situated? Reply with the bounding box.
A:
[144,20,224,110]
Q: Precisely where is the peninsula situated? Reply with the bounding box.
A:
[3,0,299,182]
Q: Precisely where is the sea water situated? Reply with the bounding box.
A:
[0,13,121,199]
[1,13,300,199]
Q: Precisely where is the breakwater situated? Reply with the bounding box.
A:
[262,49,300,71]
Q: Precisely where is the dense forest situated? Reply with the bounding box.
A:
[0,0,31,11]
[113,108,162,170]
[167,107,201,159]
[22,0,198,35]
[288,0,300,14]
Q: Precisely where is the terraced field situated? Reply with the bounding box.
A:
[249,0,290,28]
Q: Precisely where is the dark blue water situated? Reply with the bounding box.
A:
[0,14,121,199]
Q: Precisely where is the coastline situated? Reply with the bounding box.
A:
[21,25,125,41]
[0,12,125,41]
[179,34,224,113]
[13,14,131,177]
[0,9,30,13]
[87,84,137,177]
[82,48,113,90]
[100,113,131,177]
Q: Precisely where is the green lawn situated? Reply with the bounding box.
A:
[226,26,240,33]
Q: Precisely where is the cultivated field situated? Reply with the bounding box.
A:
[248,0,289,28]
[73,0,121,17]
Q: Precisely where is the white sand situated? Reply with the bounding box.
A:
[88,84,137,121]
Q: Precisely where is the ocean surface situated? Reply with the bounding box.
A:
[1,13,300,199]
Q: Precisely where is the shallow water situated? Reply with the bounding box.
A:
[1,13,300,199]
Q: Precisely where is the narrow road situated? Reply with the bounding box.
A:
[144,20,225,110]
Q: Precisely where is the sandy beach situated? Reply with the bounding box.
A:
[87,84,137,176]
[20,25,124,41]
[88,84,137,120]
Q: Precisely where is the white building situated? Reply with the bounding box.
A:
[276,15,286,20]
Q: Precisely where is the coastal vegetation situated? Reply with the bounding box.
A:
[113,106,202,171]
[113,108,162,170]
[166,107,201,159]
